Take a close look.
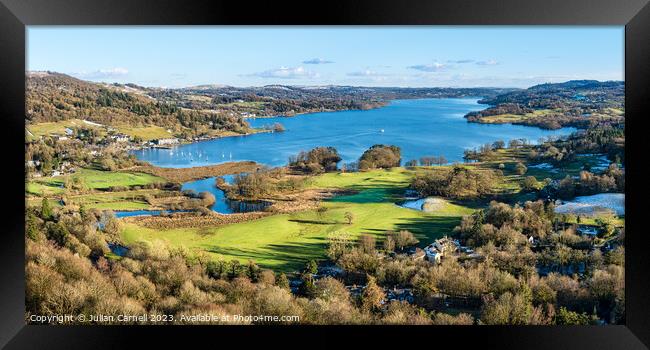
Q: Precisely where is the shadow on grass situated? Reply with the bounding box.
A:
[204,237,329,273]
[328,187,408,204]
[393,216,464,246]
[322,171,412,204]
[288,219,342,225]
[203,215,465,273]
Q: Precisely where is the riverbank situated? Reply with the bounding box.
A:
[130,161,261,183]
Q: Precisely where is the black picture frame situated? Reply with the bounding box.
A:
[1,0,649,348]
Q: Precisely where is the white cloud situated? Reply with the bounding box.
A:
[303,58,334,64]
[407,62,448,72]
[344,69,396,83]
[476,60,499,66]
[447,59,474,64]
[346,69,388,77]
[72,67,129,79]
[250,66,319,79]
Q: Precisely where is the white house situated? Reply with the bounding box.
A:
[154,138,179,145]
[111,134,130,142]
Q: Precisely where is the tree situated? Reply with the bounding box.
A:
[41,198,53,220]
[392,230,419,250]
[25,212,41,241]
[228,260,242,279]
[299,273,316,298]
[411,166,498,199]
[515,162,528,175]
[327,231,353,261]
[480,292,534,325]
[288,146,341,174]
[305,260,318,275]
[493,140,506,149]
[46,221,69,246]
[405,159,418,167]
[595,214,616,237]
[432,312,474,325]
[276,273,290,290]
[522,176,538,191]
[358,144,401,170]
[206,260,225,279]
[315,277,350,302]
[359,234,376,254]
[361,275,385,312]
[555,307,590,325]
[383,235,396,252]
[509,139,524,149]
[247,260,261,282]
[344,211,354,225]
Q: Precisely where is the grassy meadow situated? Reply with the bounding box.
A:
[26,151,620,273]
[26,168,166,210]
[121,168,475,272]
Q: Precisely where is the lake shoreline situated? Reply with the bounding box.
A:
[133,98,577,169]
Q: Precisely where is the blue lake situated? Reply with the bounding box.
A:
[132,98,576,168]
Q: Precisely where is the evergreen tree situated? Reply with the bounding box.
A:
[41,197,52,220]
[25,212,40,241]
[299,273,316,298]
[247,260,261,282]
[305,260,318,275]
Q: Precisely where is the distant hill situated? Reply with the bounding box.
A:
[25,72,533,139]
[465,80,624,130]
[26,72,250,138]
[479,80,624,109]
[27,72,179,124]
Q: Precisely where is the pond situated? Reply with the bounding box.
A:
[180,176,271,214]
[113,174,270,218]
[554,193,625,216]
[133,98,576,168]
[108,243,129,257]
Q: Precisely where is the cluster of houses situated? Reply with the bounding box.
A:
[341,285,415,305]
[26,159,76,178]
[110,133,130,143]
[108,134,180,147]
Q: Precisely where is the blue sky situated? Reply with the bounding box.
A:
[27,26,623,88]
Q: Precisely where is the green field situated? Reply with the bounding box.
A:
[26,181,65,196]
[27,169,166,211]
[26,119,104,138]
[121,168,475,272]
[479,109,554,124]
[26,119,176,141]
[38,168,165,190]
[69,189,164,210]
[116,125,174,141]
